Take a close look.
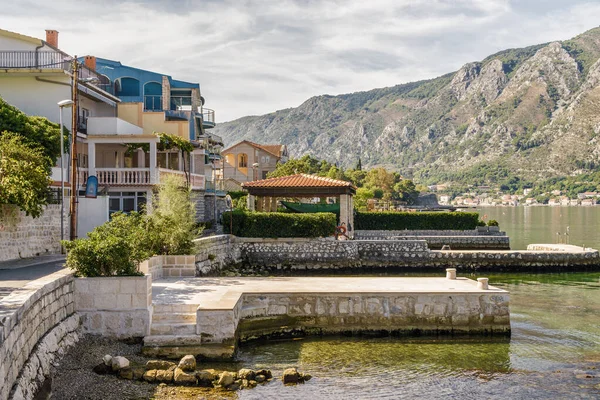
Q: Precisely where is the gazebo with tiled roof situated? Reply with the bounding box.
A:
[242,174,357,238]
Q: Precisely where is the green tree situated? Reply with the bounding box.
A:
[394,179,419,204]
[354,187,374,209]
[0,133,51,217]
[0,97,62,168]
[149,174,197,255]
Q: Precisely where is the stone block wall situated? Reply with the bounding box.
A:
[0,204,66,262]
[0,270,79,400]
[74,275,152,338]
[139,255,163,280]
[197,291,510,346]
[194,235,241,275]
[354,230,510,250]
[355,229,506,238]
[162,255,196,277]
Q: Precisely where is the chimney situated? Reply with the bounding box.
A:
[84,55,96,71]
[45,29,59,48]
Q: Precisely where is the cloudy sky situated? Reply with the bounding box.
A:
[1,0,600,122]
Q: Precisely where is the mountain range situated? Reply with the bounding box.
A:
[213,27,600,186]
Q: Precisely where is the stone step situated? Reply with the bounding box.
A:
[143,334,203,347]
[153,303,198,314]
[150,322,197,336]
[142,335,234,360]
[152,312,196,323]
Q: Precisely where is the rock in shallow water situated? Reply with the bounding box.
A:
[156,369,174,383]
[238,368,255,380]
[217,371,236,387]
[111,356,130,372]
[146,360,177,370]
[282,367,301,384]
[118,368,133,380]
[178,355,196,372]
[174,367,197,385]
[102,354,112,367]
[143,369,157,383]
[196,370,216,387]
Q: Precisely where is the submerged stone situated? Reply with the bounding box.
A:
[282,367,300,384]
[178,355,196,372]
[146,360,177,370]
[174,367,197,385]
[217,371,236,387]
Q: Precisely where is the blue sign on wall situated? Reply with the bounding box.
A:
[85,176,98,198]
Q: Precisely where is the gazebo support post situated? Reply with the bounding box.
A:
[339,194,354,239]
[247,194,256,211]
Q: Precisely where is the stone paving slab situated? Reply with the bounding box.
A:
[152,276,506,310]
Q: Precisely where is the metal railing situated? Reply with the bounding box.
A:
[170,96,193,110]
[202,108,215,126]
[0,50,70,69]
[144,95,163,111]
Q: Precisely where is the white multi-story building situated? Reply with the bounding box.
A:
[0,28,224,235]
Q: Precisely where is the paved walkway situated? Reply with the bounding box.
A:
[152,276,505,310]
[0,255,66,300]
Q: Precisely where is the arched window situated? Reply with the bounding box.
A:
[238,153,248,168]
[144,81,162,111]
[116,77,140,97]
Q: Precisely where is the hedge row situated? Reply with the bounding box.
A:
[222,210,337,238]
[355,211,480,230]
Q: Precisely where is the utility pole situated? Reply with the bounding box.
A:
[69,57,79,240]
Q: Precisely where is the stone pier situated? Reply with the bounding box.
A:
[143,275,510,359]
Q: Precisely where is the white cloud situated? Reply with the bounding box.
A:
[0,0,599,121]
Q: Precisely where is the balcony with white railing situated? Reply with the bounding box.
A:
[96,168,152,185]
[158,168,205,190]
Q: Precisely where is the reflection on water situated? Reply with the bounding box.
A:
[177,272,600,399]
[477,206,600,250]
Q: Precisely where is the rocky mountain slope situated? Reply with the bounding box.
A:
[213,28,600,185]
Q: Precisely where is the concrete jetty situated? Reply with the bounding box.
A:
[143,274,510,359]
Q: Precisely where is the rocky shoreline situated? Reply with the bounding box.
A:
[47,335,311,399]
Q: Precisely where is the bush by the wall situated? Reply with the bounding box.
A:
[63,212,148,277]
[487,219,499,227]
[222,210,336,238]
[355,211,480,230]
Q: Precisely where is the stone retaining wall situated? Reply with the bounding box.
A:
[194,235,241,275]
[0,270,79,400]
[240,239,430,268]
[195,236,600,272]
[74,275,152,338]
[355,229,506,238]
[0,204,67,262]
[355,230,510,250]
[198,290,511,346]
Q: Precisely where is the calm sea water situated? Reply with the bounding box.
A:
[476,206,600,250]
[184,271,600,400]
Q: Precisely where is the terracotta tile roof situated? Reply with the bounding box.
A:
[242,174,355,189]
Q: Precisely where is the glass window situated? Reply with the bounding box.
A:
[122,198,135,213]
[109,198,120,214]
[238,153,248,168]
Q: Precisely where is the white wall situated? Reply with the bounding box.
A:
[0,34,49,51]
[77,196,109,238]
[0,76,72,126]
